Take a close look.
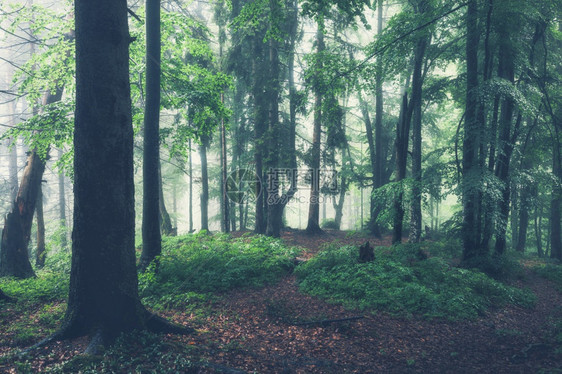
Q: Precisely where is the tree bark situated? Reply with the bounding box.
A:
[306,21,325,235]
[158,161,173,236]
[139,0,162,270]
[535,204,543,257]
[35,184,46,268]
[57,148,68,248]
[373,0,385,236]
[8,138,18,203]
[551,129,562,260]
[461,0,482,263]
[493,18,519,255]
[188,139,194,233]
[60,0,192,346]
[393,91,410,244]
[253,34,268,234]
[199,137,210,232]
[409,9,429,243]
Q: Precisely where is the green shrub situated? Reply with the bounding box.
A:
[295,242,534,320]
[461,253,526,281]
[321,219,340,230]
[0,270,69,303]
[139,232,301,308]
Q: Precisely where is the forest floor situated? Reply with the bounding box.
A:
[1,229,562,373]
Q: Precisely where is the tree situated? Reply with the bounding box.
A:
[461,0,481,262]
[57,149,68,248]
[408,0,430,244]
[305,20,326,235]
[139,0,163,271]
[35,184,46,268]
[199,135,210,232]
[51,0,191,351]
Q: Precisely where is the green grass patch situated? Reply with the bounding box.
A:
[139,232,301,309]
[295,243,535,320]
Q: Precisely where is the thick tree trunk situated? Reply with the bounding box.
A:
[306,22,325,235]
[35,184,46,268]
[139,0,162,270]
[266,0,298,238]
[60,0,191,346]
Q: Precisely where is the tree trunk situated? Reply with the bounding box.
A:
[409,12,429,243]
[306,21,325,235]
[188,139,194,233]
[158,161,173,236]
[359,92,378,234]
[253,35,267,234]
[139,0,162,270]
[57,149,68,248]
[199,137,210,232]
[0,86,62,278]
[220,98,230,233]
[373,0,385,236]
[493,19,518,255]
[551,129,562,260]
[60,0,191,346]
[333,177,347,229]
[535,204,543,257]
[35,184,46,268]
[265,0,296,238]
[461,0,482,263]
[393,92,411,244]
[8,136,18,203]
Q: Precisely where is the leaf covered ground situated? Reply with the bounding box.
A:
[1,230,562,373]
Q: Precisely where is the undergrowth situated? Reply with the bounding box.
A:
[295,242,535,320]
[138,232,301,310]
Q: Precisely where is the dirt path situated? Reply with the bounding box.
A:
[175,230,562,373]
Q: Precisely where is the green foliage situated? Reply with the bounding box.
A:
[321,219,340,230]
[461,253,526,281]
[295,242,535,320]
[0,269,68,304]
[138,233,301,308]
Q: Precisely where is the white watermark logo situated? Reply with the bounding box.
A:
[226,167,339,204]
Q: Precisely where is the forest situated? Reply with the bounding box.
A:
[0,0,562,372]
